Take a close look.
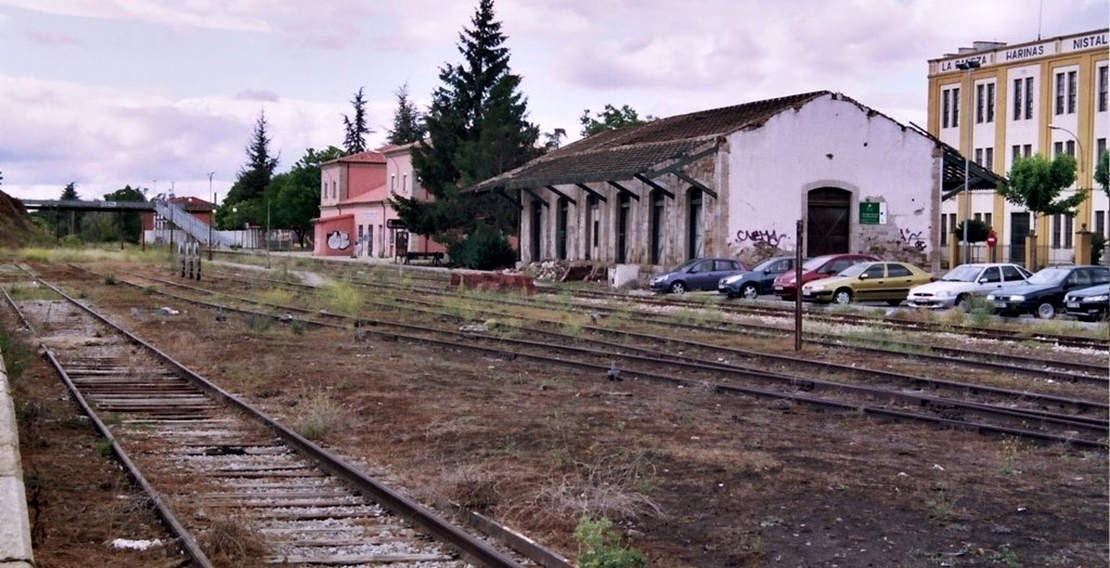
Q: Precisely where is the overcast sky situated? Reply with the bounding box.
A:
[0,0,1105,204]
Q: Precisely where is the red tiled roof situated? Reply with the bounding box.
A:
[324,151,386,165]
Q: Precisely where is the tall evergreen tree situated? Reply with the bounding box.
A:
[386,83,426,145]
[392,0,540,262]
[218,111,279,229]
[59,182,82,237]
[342,87,372,155]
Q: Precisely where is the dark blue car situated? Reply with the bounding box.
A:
[986,265,1110,319]
[718,256,799,299]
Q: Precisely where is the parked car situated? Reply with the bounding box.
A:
[986,265,1110,319]
[772,253,879,300]
[802,261,934,305]
[650,258,747,294]
[718,256,800,299]
[904,263,1032,309]
[1062,283,1110,322]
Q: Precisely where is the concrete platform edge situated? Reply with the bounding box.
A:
[0,352,33,567]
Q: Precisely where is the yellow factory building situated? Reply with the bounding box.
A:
[927,28,1108,267]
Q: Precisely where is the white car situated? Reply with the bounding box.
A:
[905,263,1032,309]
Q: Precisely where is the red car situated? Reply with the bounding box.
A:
[772,253,880,300]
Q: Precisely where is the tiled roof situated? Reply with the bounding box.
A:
[325,151,386,165]
[473,91,831,190]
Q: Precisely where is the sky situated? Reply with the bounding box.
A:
[0,0,1105,205]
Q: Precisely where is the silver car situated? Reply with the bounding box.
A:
[905,263,1031,309]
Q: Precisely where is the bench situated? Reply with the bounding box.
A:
[403,251,444,266]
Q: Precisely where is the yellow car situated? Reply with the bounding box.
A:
[801,261,934,305]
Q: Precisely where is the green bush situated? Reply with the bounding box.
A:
[447,225,517,270]
[573,516,647,568]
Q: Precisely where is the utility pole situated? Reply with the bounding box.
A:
[207,172,215,260]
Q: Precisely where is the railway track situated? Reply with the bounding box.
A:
[194,264,1108,386]
[56,263,1108,449]
[3,275,562,568]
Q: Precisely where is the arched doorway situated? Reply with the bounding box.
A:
[687,188,703,260]
[806,187,851,256]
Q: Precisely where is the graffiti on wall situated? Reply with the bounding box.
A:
[734,228,787,247]
[899,228,927,251]
[327,230,351,251]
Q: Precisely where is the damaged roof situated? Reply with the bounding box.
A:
[471,90,1006,197]
[472,90,831,191]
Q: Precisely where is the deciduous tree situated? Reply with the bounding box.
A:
[996,153,1085,230]
[271,146,344,248]
[1095,150,1109,200]
[579,104,655,137]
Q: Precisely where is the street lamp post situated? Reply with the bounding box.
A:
[956,60,981,265]
[207,172,215,260]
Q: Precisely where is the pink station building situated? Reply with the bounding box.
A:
[312,143,445,260]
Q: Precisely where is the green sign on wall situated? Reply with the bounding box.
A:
[859,202,882,225]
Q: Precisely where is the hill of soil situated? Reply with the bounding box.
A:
[0,190,51,248]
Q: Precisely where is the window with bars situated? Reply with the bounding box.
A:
[976,84,984,124]
[1065,215,1074,249]
[986,82,995,122]
[1099,65,1108,113]
[975,148,983,165]
[1055,72,1066,115]
[1013,78,1022,120]
[985,147,994,171]
[1067,71,1077,114]
[942,87,959,128]
[1051,214,1062,249]
[1096,211,1106,238]
[1024,78,1034,119]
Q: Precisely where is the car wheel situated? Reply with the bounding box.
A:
[740,283,759,299]
[669,281,687,294]
[833,288,853,305]
[886,300,902,306]
[953,294,967,308]
[1034,301,1056,319]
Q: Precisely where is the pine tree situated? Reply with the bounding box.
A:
[342,87,372,154]
[386,83,425,146]
[218,111,279,228]
[392,0,540,257]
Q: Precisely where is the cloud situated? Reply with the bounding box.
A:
[0,0,272,32]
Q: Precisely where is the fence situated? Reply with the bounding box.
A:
[950,243,1108,271]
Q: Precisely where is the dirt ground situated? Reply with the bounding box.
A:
[7,259,1109,568]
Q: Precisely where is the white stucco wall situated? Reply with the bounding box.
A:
[726,94,939,266]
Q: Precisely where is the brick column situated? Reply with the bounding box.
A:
[1074,225,1092,265]
[1025,233,1039,271]
[947,232,960,269]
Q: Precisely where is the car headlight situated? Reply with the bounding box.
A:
[1009,295,1026,302]
[934,290,953,297]
[1086,294,1109,302]
[652,276,664,284]
[807,284,826,292]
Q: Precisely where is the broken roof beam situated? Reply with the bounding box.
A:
[522,187,548,208]
[575,183,608,203]
[634,175,674,199]
[494,187,521,209]
[671,170,718,199]
[544,185,577,206]
[641,144,719,180]
[606,180,640,201]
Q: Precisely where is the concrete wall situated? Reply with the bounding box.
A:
[0,352,34,568]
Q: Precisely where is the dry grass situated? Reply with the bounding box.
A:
[198,517,269,566]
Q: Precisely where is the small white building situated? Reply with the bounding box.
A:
[475,91,997,274]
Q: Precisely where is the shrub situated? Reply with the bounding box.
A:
[447,225,517,270]
[573,516,647,568]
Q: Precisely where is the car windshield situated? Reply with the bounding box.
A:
[751,258,782,272]
[1027,267,1070,285]
[837,264,868,278]
[668,259,700,273]
[940,265,983,282]
[802,256,835,270]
